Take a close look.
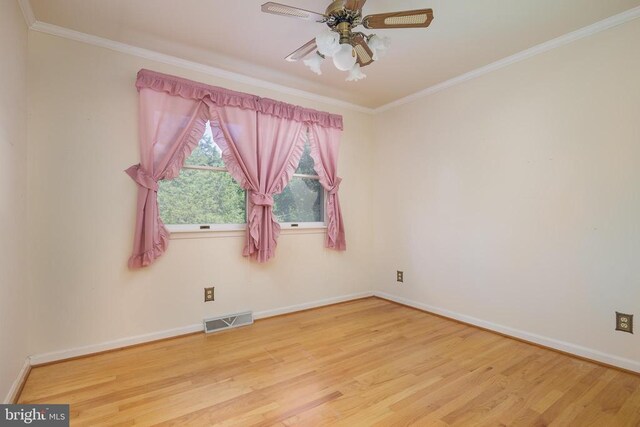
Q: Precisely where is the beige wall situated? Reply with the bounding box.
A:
[26,31,375,357]
[0,0,29,402]
[372,19,640,367]
[18,9,640,374]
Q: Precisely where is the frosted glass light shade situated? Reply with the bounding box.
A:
[303,53,323,75]
[367,35,390,61]
[333,43,357,71]
[346,64,366,81]
[316,31,340,57]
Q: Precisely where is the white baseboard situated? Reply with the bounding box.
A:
[374,291,640,373]
[4,358,31,404]
[28,291,373,366]
[29,323,204,366]
[254,291,373,319]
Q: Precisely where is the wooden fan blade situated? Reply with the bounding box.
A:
[345,0,367,11]
[363,8,434,29]
[351,34,374,67]
[261,2,326,22]
[285,39,317,62]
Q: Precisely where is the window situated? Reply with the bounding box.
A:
[158,122,325,232]
[157,123,246,228]
[273,143,324,225]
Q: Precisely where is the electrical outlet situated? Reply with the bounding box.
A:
[397,271,404,283]
[616,312,633,334]
[204,287,215,302]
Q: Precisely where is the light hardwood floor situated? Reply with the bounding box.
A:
[19,297,640,426]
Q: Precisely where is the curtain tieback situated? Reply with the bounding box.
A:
[250,191,274,206]
[327,177,342,195]
[125,164,158,192]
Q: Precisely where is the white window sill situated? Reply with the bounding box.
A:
[167,223,327,240]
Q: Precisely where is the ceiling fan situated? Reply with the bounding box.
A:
[261,0,434,81]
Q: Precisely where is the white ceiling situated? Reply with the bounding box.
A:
[28,0,640,108]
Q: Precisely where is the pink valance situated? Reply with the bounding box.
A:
[136,69,343,130]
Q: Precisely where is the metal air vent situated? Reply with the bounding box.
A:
[204,311,253,333]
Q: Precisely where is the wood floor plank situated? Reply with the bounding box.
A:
[18,297,640,426]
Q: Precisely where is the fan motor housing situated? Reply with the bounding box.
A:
[325,0,362,29]
[326,0,354,16]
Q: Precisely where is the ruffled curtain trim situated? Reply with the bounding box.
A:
[209,118,252,190]
[127,225,169,268]
[307,134,331,189]
[271,130,306,196]
[308,130,345,251]
[137,69,343,130]
[160,103,210,181]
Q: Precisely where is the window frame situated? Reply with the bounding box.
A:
[163,164,327,235]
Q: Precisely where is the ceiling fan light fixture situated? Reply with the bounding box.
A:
[316,30,340,57]
[346,63,366,82]
[261,1,433,81]
[303,52,324,75]
[367,34,390,60]
[333,43,357,71]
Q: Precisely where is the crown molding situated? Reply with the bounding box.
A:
[373,5,640,113]
[28,20,375,115]
[17,0,35,28]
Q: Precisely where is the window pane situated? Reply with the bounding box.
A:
[184,122,225,167]
[273,177,324,223]
[158,170,245,224]
[295,141,317,175]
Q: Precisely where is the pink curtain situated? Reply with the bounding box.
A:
[210,107,306,262]
[126,69,345,267]
[125,89,209,268]
[309,125,346,250]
